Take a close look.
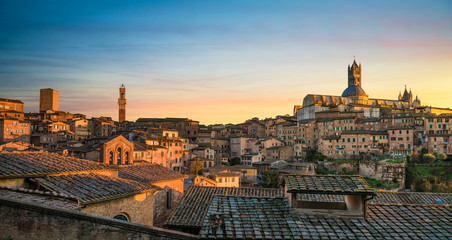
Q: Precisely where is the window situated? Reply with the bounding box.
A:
[117,148,122,164]
[167,189,173,209]
[109,151,114,164]
[219,178,222,183]
[113,214,129,221]
[125,152,129,165]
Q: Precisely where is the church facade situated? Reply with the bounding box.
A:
[297,60,423,121]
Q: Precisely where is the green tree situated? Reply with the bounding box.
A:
[421,148,428,155]
[315,153,327,161]
[437,153,447,162]
[305,149,316,161]
[263,170,280,188]
[191,157,203,175]
[229,157,241,166]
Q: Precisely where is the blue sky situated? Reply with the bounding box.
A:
[1,1,451,124]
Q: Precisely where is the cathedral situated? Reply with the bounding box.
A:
[297,60,422,120]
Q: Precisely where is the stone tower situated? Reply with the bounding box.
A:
[118,84,126,122]
[348,59,361,87]
[40,88,59,112]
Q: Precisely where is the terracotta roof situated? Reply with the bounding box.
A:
[200,195,302,239]
[118,164,186,183]
[297,205,452,239]
[0,98,23,104]
[284,175,375,195]
[0,152,115,179]
[372,192,452,206]
[33,173,158,204]
[165,186,284,228]
[212,172,240,177]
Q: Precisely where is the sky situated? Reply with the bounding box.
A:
[0,1,451,124]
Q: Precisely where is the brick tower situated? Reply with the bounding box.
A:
[118,84,126,122]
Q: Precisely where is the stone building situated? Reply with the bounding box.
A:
[388,126,414,157]
[0,98,24,112]
[0,117,31,143]
[118,164,187,227]
[69,118,91,139]
[277,121,298,146]
[39,88,59,112]
[92,117,116,137]
[135,117,200,142]
[0,152,157,226]
[319,130,388,159]
[100,135,134,165]
[0,98,25,121]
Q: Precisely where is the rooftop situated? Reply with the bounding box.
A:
[284,175,375,195]
[372,192,452,206]
[118,164,186,183]
[33,173,158,204]
[0,152,115,179]
[165,186,284,228]
[297,204,452,239]
[200,195,302,239]
[0,188,80,210]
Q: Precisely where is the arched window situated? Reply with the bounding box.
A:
[125,152,129,165]
[113,214,128,221]
[117,147,122,164]
[109,151,114,164]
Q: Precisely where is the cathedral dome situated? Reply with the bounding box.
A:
[341,85,367,97]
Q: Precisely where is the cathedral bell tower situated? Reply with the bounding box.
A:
[118,84,126,122]
[348,59,362,87]
[342,59,368,104]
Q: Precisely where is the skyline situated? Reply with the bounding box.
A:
[1,1,451,124]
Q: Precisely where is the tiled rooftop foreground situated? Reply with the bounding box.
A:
[33,173,158,204]
[372,191,452,205]
[119,164,186,183]
[165,186,284,228]
[201,195,303,239]
[198,194,452,239]
[0,152,115,178]
[298,192,452,205]
[285,175,374,195]
[297,205,452,239]
[0,188,80,210]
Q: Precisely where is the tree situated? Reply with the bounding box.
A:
[263,170,280,188]
[421,148,428,155]
[191,157,203,175]
[437,153,447,162]
[315,153,327,161]
[305,149,316,161]
[230,157,241,166]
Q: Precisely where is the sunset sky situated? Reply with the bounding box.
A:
[1,1,451,124]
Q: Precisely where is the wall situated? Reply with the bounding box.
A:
[359,160,406,189]
[82,192,154,226]
[152,187,184,227]
[0,197,198,240]
[322,160,405,189]
[322,161,359,173]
